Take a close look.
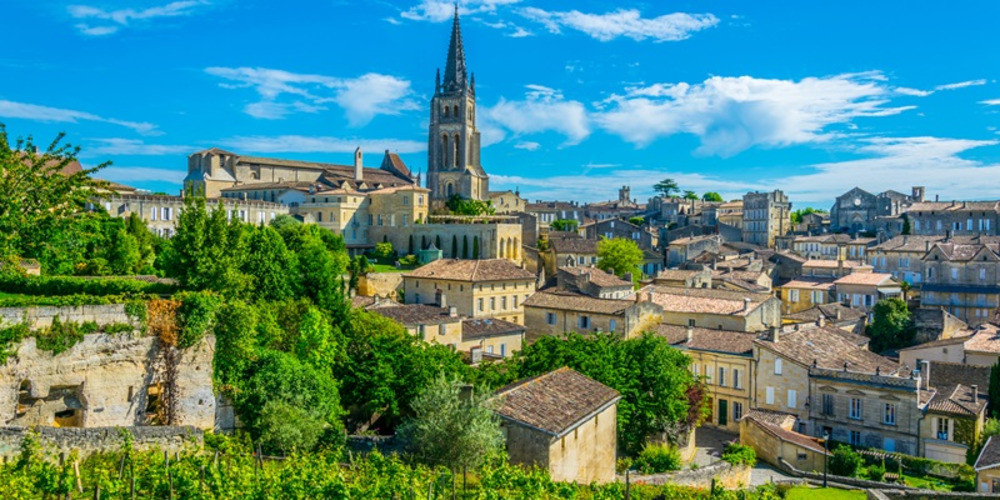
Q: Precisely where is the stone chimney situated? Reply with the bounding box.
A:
[686,325,694,343]
[771,326,780,343]
[354,147,363,181]
[449,306,458,318]
[835,308,842,321]
[935,194,940,202]
[743,297,752,313]
[972,384,979,402]
[436,289,446,308]
[926,240,931,252]
[817,316,826,327]
[921,360,931,390]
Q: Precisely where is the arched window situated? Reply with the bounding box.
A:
[441,134,449,167]
[454,134,461,167]
[446,183,454,197]
[443,105,449,118]
[453,105,459,117]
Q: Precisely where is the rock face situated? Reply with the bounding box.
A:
[0,332,216,429]
[0,304,131,329]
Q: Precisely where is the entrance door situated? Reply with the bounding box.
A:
[884,438,895,452]
[718,399,728,427]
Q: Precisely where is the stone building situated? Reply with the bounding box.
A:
[868,235,949,285]
[906,200,1000,237]
[659,325,757,433]
[426,10,489,202]
[101,193,288,238]
[740,412,829,472]
[488,190,527,214]
[742,190,790,248]
[833,273,901,309]
[650,269,713,289]
[791,234,875,261]
[583,219,658,252]
[641,285,781,332]
[718,201,744,229]
[920,237,1000,325]
[371,215,522,263]
[298,184,430,252]
[494,368,621,484]
[974,436,1000,493]
[775,277,835,315]
[368,303,525,359]
[402,259,536,324]
[667,235,722,268]
[898,323,1000,368]
[540,234,597,277]
[829,186,921,234]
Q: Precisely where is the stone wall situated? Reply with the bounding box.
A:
[0,304,132,329]
[358,272,404,299]
[0,426,202,459]
[870,489,999,500]
[626,462,751,489]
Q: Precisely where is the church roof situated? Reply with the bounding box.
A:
[441,6,467,93]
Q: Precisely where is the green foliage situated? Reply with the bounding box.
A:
[653,178,680,198]
[501,332,703,455]
[0,273,176,296]
[550,219,579,232]
[867,460,886,481]
[633,443,681,474]
[702,192,724,202]
[373,241,395,261]
[397,374,503,471]
[175,291,224,348]
[445,194,495,216]
[866,297,914,353]
[163,196,250,296]
[791,207,829,225]
[257,400,325,455]
[628,216,645,226]
[33,316,96,354]
[901,214,912,235]
[348,255,371,291]
[682,190,698,200]
[398,254,418,267]
[597,237,643,281]
[722,442,757,467]
[242,226,299,302]
[829,445,863,477]
[125,299,148,333]
[0,293,156,307]
[0,322,30,364]
[294,307,341,373]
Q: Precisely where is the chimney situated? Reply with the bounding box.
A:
[743,297,751,313]
[817,316,826,327]
[771,326,780,343]
[946,230,953,241]
[921,360,931,390]
[686,325,694,343]
[449,306,458,318]
[354,147,363,181]
[926,240,931,252]
[935,194,940,202]
[973,385,980,401]
[835,308,842,321]
[436,289,446,308]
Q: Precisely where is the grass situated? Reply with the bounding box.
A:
[902,474,954,491]
[784,486,866,500]
[369,264,413,273]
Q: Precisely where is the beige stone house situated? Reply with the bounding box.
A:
[402,259,536,324]
[103,193,288,238]
[974,436,1000,493]
[650,269,712,289]
[489,190,527,214]
[833,272,902,309]
[801,259,872,278]
[740,411,829,472]
[898,323,1000,368]
[658,325,757,432]
[906,201,1000,237]
[742,190,790,248]
[782,303,867,333]
[541,235,598,276]
[372,215,523,263]
[920,382,987,463]
[791,234,875,261]
[367,303,525,359]
[775,277,835,315]
[494,368,621,484]
[868,235,947,285]
[641,285,781,332]
[920,238,1000,325]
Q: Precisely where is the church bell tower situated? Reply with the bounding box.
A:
[427,7,489,202]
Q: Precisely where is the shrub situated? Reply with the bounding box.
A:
[867,460,886,481]
[175,291,224,348]
[373,242,395,262]
[398,254,418,267]
[0,274,175,297]
[722,442,757,467]
[634,443,682,474]
[829,444,863,477]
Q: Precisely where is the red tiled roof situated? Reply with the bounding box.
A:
[494,367,620,437]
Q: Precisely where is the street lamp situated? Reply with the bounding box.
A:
[823,431,830,488]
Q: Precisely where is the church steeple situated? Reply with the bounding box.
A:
[441,5,467,93]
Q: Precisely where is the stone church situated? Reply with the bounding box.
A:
[426,8,490,202]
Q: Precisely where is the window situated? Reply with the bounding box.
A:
[609,319,617,332]
[951,268,959,280]
[490,297,496,311]
[766,387,775,405]
[812,291,824,304]
[850,398,863,420]
[774,358,783,375]
[850,430,861,447]
[718,367,727,387]
[486,345,493,354]
[937,418,951,440]
[438,324,446,336]
[546,312,557,325]
[578,316,590,329]
[501,297,507,310]
[477,298,484,312]
[733,369,742,389]
[981,268,987,280]
[787,389,797,409]
[705,365,713,384]
[789,289,800,302]
[500,344,506,357]
[733,402,743,421]
[150,207,158,221]
[883,403,896,425]
[822,393,834,416]
[415,293,421,303]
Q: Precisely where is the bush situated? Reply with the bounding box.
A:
[398,254,418,267]
[256,400,324,455]
[634,443,682,474]
[867,460,886,481]
[0,274,175,297]
[722,442,757,467]
[373,242,395,262]
[829,444,863,477]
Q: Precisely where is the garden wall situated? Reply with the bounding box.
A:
[0,304,131,329]
[626,462,751,489]
[0,426,202,460]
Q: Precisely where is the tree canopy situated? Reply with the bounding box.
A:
[866,297,914,353]
[597,237,644,280]
[682,190,698,200]
[653,178,679,198]
[702,192,724,202]
[550,219,579,232]
[446,194,495,216]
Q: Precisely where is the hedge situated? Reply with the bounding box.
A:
[0,293,159,308]
[0,274,176,297]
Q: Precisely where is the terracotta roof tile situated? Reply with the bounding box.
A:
[404,259,535,282]
[559,266,632,288]
[523,289,634,315]
[833,273,897,286]
[462,318,525,341]
[494,367,621,436]
[975,436,1000,470]
[743,415,829,455]
[756,326,899,374]
[925,384,987,417]
[654,325,757,354]
[370,304,460,326]
[641,285,774,316]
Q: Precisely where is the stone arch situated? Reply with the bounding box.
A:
[441,134,449,168]
[446,183,454,198]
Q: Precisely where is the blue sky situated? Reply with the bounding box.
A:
[3,1,1000,208]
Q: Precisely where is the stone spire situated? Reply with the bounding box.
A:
[442,5,467,92]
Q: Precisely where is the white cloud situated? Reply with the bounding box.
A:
[100,166,186,185]
[481,85,590,146]
[519,7,718,42]
[934,79,987,91]
[980,99,1000,106]
[218,135,426,154]
[513,141,540,151]
[67,1,208,36]
[205,67,417,125]
[401,0,520,22]
[508,26,532,38]
[82,138,191,157]
[0,99,158,135]
[595,72,913,156]
[894,87,931,97]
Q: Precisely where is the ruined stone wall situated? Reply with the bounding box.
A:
[0,304,131,329]
[626,462,751,489]
[0,333,215,429]
[0,426,202,459]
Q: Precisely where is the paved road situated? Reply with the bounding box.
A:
[693,426,797,486]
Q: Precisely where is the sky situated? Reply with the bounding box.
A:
[2,0,1000,208]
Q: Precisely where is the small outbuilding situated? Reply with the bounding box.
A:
[493,367,620,484]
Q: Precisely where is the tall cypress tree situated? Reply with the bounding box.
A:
[462,235,469,259]
[452,235,458,258]
[473,236,480,260]
[435,235,442,250]
[408,235,414,255]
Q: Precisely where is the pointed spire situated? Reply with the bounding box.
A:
[442,4,467,92]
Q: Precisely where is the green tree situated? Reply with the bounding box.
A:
[452,235,458,257]
[125,212,157,273]
[106,223,142,275]
[866,297,914,352]
[269,213,301,232]
[397,374,502,471]
[445,194,495,216]
[243,226,299,302]
[829,444,862,477]
[257,400,325,455]
[166,196,250,295]
[299,236,346,311]
[373,241,395,262]
[472,236,480,259]
[902,214,912,235]
[790,207,829,225]
[550,219,579,232]
[295,307,341,372]
[682,190,698,200]
[653,178,679,198]
[597,237,644,281]
[0,126,114,273]
[628,216,644,226]
[702,192,724,202]
[462,235,469,259]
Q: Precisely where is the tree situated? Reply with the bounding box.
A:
[295,307,341,373]
[791,207,829,225]
[243,226,299,302]
[597,237,643,281]
[165,197,250,296]
[462,235,469,259]
[829,445,862,477]
[257,400,325,455]
[347,255,370,292]
[373,241,395,262]
[472,236,480,259]
[0,125,109,271]
[628,216,644,226]
[452,235,458,257]
[653,178,679,198]
[866,297,914,352]
[901,214,912,235]
[682,190,698,200]
[990,360,1000,418]
[446,194,495,216]
[702,192,724,202]
[300,236,346,311]
[550,219,579,232]
[397,374,502,471]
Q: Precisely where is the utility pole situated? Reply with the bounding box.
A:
[823,431,830,488]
